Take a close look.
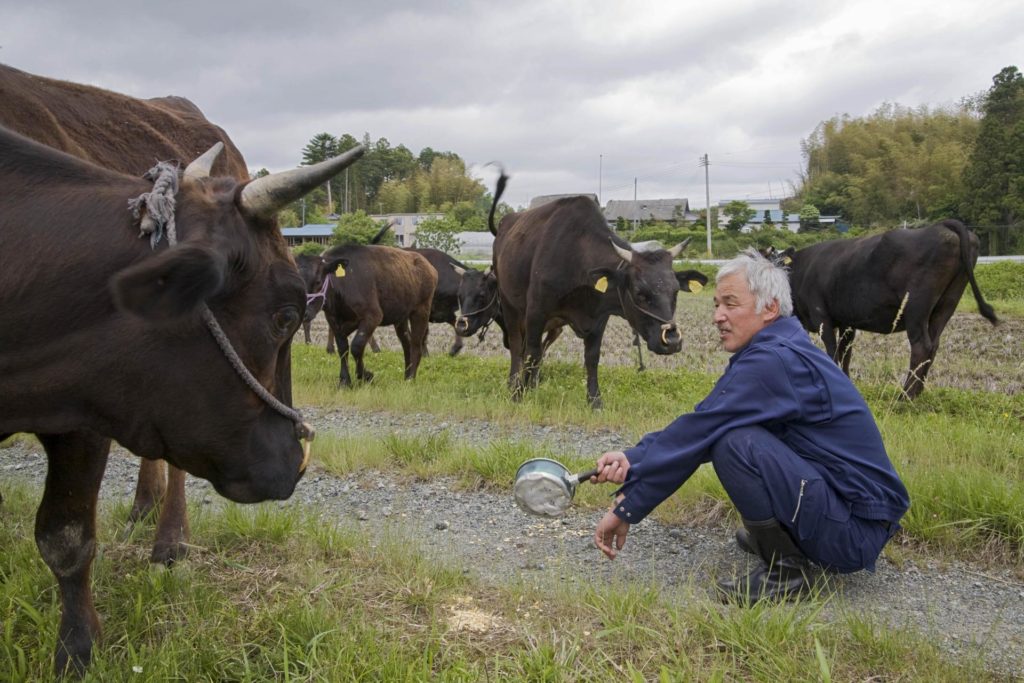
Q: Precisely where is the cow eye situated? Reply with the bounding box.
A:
[273,307,300,334]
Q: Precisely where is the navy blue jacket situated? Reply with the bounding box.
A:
[617,315,910,524]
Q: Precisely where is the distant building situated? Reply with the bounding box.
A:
[280,224,334,247]
[370,212,444,246]
[604,198,694,224]
[717,199,846,233]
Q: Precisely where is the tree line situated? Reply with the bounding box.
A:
[793,65,1023,253]
[276,65,1023,256]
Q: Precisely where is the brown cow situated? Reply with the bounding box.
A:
[769,219,997,398]
[0,123,364,675]
[0,63,249,567]
[312,245,437,385]
[488,170,707,408]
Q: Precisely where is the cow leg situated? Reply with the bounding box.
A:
[35,431,110,677]
[522,310,548,390]
[583,323,608,409]
[150,465,189,566]
[448,324,465,357]
[835,327,856,375]
[128,458,167,524]
[352,322,379,383]
[502,306,527,400]
[325,316,338,354]
[302,319,313,344]
[335,328,354,387]
[406,308,431,379]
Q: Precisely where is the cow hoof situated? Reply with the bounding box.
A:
[359,371,375,383]
[589,397,604,410]
[150,541,189,567]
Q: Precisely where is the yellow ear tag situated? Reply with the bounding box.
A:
[334,264,346,277]
[783,256,792,265]
[688,280,704,293]
[594,276,608,293]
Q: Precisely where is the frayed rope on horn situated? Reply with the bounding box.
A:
[127,162,180,249]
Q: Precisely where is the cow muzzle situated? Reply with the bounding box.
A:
[660,323,680,347]
[455,316,470,334]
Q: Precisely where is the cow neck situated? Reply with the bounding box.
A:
[130,164,315,456]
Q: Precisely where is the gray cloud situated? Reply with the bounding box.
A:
[2,0,1021,209]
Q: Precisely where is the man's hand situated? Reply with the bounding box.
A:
[594,497,630,560]
[595,451,630,484]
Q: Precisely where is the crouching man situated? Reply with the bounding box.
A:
[592,248,909,603]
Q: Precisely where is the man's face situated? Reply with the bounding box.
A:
[713,272,779,353]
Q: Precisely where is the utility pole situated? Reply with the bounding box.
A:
[598,154,603,204]
[633,177,638,232]
[700,154,712,257]
[344,168,350,214]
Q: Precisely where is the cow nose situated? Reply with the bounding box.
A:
[661,323,680,347]
[455,317,469,333]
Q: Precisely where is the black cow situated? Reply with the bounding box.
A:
[488,170,708,408]
[368,227,471,356]
[452,264,564,354]
[312,244,437,385]
[773,219,997,398]
[0,125,364,675]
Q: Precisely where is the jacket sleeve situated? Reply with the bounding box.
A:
[615,347,804,523]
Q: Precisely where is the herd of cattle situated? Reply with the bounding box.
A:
[0,63,999,675]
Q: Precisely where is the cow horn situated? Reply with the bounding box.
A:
[183,142,224,180]
[240,145,366,218]
[611,240,634,264]
[667,237,692,258]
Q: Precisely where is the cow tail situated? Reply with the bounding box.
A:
[370,222,391,245]
[945,219,998,325]
[488,165,509,236]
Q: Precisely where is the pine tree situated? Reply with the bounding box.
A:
[961,66,1024,254]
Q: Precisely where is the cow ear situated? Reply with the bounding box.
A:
[324,256,349,278]
[451,264,467,277]
[588,267,619,293]
[110,244,226,320]
[675,269,708,293]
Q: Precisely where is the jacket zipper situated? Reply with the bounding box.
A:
[791,479,807,523]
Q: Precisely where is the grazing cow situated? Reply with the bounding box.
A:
[0,123,364,675]
[771,219,997,398]
[367,227,469,356]
[488,170,708,408]
[452,264,564,353]
[0,63,251,568]
[313,245,437,385]
[296,252,340,354]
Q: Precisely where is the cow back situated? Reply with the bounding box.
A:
[0,63,248,179]
[325,245,437,324]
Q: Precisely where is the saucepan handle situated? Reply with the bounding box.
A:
[574,467,600,484]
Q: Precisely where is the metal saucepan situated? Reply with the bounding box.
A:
[513,458,601,517]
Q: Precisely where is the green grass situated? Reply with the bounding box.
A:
[293,341,1024,567]
[0,483,1003,682]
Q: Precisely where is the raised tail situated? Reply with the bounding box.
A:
[487,163,509,236]
[369,221,391,245]
[942,219,997,325]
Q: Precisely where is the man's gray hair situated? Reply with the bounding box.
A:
[716,247,794,317]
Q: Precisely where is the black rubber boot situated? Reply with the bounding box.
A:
[734,527,756,555]
[716,518,817,604]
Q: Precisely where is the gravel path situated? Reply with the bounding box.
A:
[3,405,1023,678]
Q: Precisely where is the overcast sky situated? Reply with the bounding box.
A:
[2,0,1022,210]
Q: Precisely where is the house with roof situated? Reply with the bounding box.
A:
[604,198,694,224]
[280,224,335,247]
[370,212,444,246]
